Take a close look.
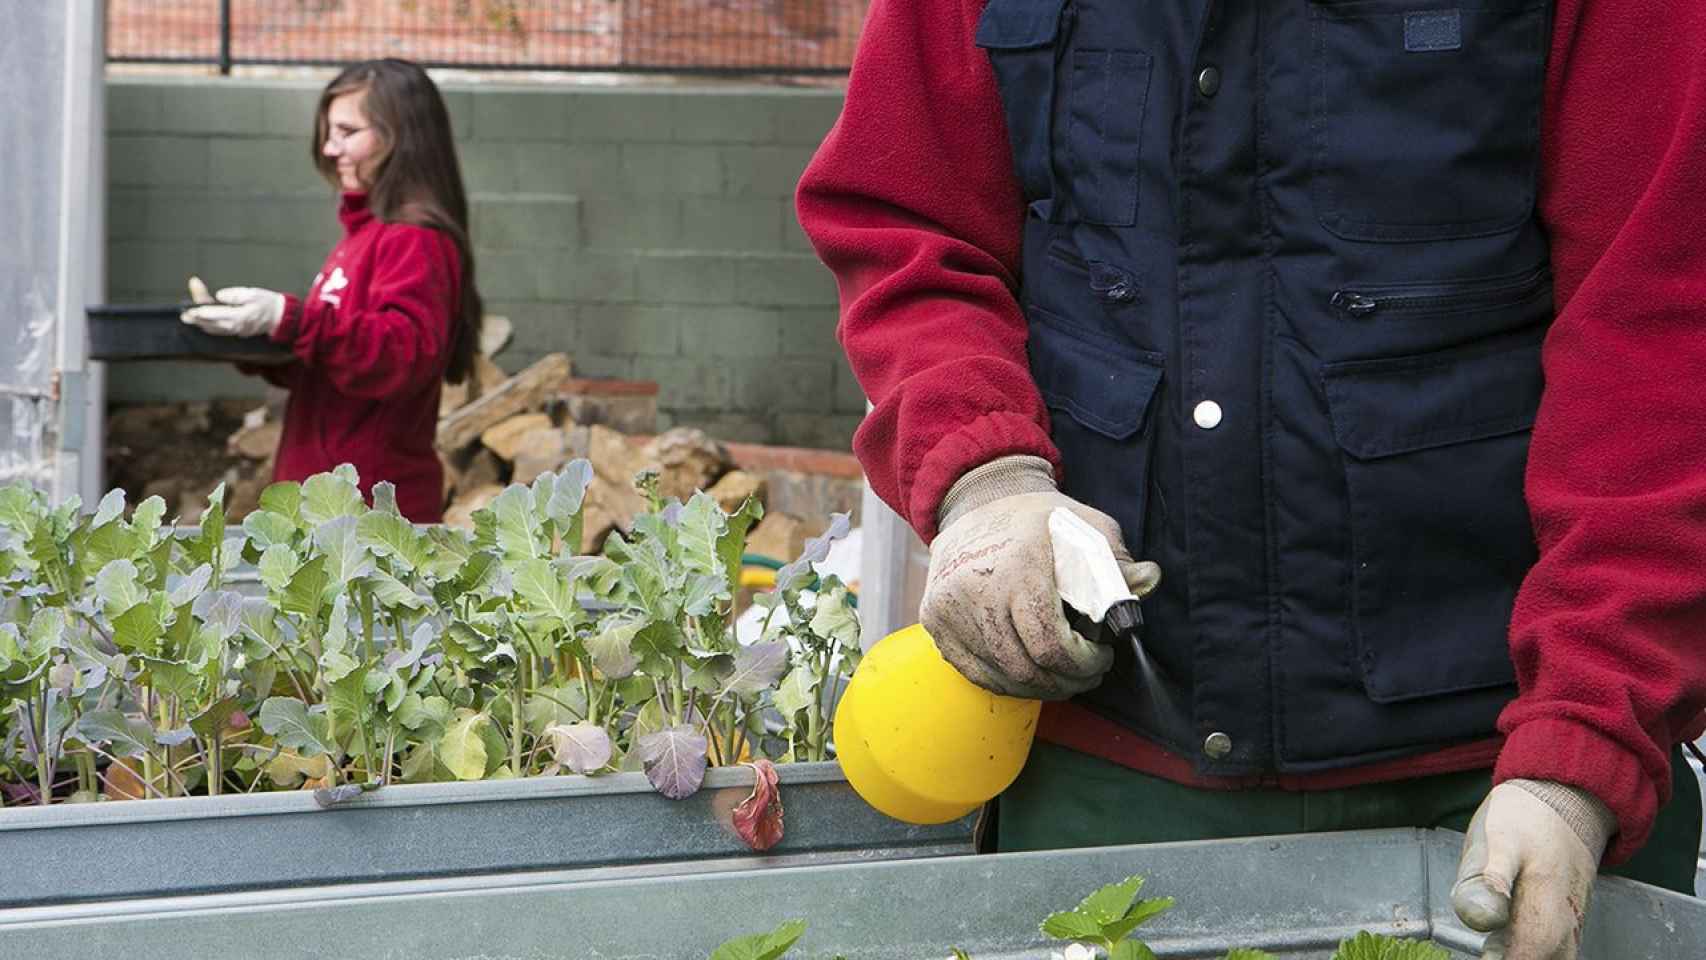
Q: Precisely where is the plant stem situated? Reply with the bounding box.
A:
[511,657,527,775]
[208,728,223,796]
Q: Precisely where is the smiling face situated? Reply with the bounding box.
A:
[321,90,379,191]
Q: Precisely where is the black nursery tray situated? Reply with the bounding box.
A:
[86,303,294,364]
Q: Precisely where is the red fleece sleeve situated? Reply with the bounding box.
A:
[795,0,1058,541]
[272,226,458,400]
[1495,0,1706,865]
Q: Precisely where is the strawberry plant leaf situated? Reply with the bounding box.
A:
[724,641,788,697]
[1109,940,1158,960]
[731,758,784,851]
[638,724,709,799]
[709,919,807,960]
[1100,897,1174,943]
[1332,932,1449,960]
[1040,911,1106,942]
[546,721,611,774]
[1079,874,1145,924]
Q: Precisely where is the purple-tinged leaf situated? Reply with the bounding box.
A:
[547,722,612,774]
[638,724,709,799]
[725,641,788,696]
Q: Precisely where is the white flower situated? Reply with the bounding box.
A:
[1048,944,1099,960]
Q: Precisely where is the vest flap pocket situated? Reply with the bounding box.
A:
[1322,330,1543,704]
[1323,331,1545,460]
[975,0,1069,49]
[1028,305,1162,440]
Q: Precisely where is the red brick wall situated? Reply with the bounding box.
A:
[107,0,867,72]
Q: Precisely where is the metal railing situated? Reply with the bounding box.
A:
[106,0,865,76]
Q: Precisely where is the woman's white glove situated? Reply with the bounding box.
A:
[1451,780,1615,960]
[920,455,1160,700]
[181,276,285,338]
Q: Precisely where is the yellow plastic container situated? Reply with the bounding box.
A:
[833,623,1041,824]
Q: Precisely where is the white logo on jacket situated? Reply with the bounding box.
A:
[317,266,350,307]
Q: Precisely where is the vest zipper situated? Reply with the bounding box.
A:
[1330,266,1551,319]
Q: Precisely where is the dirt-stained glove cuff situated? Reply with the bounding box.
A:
[1508,778,1616,862]
[938,455,1058,532]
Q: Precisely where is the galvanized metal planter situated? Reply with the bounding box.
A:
[0,829,1696,959]
[0,761,972,910]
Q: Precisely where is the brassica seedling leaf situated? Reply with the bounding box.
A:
[74,709,154,758]
[547,721,612,774]
[257,697,334,757]
[438,709,490,781]
[725,641,788,697]
[638,724,709,799]
[301,472,362,527]
[586,617,644,679]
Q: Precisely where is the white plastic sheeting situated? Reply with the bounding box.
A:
[0,3,104,498]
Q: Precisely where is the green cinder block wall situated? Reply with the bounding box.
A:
[105,77,864,449]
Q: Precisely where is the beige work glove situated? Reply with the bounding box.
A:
[1451,780,1616,960]
[921,455,1161,700]
[181,276,285,338]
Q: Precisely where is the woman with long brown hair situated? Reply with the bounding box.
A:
[182,58,481,522]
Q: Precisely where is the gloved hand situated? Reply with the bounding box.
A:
[1451,780,1616,960]
[180,277,285,338]
[921,455,1161,700]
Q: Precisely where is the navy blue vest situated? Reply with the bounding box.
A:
[976,0,1555,774]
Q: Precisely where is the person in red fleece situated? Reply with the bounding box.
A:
[182,58,482,523]
[798,1,1705,956]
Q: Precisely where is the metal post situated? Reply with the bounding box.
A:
[218,0,232,75]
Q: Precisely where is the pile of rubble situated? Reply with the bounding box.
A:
[105,345,861,562]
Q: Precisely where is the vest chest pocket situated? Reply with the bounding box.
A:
[978,0,1152,227]
[1309,1,1548,242]
[1322,328,1544,702]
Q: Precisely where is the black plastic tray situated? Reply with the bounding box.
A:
[86,303,294,364]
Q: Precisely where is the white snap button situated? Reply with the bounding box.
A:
[1193,400,1223,430]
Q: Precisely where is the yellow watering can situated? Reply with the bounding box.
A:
[833,508,1147,824]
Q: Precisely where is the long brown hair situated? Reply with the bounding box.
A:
[313,59,483,385]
